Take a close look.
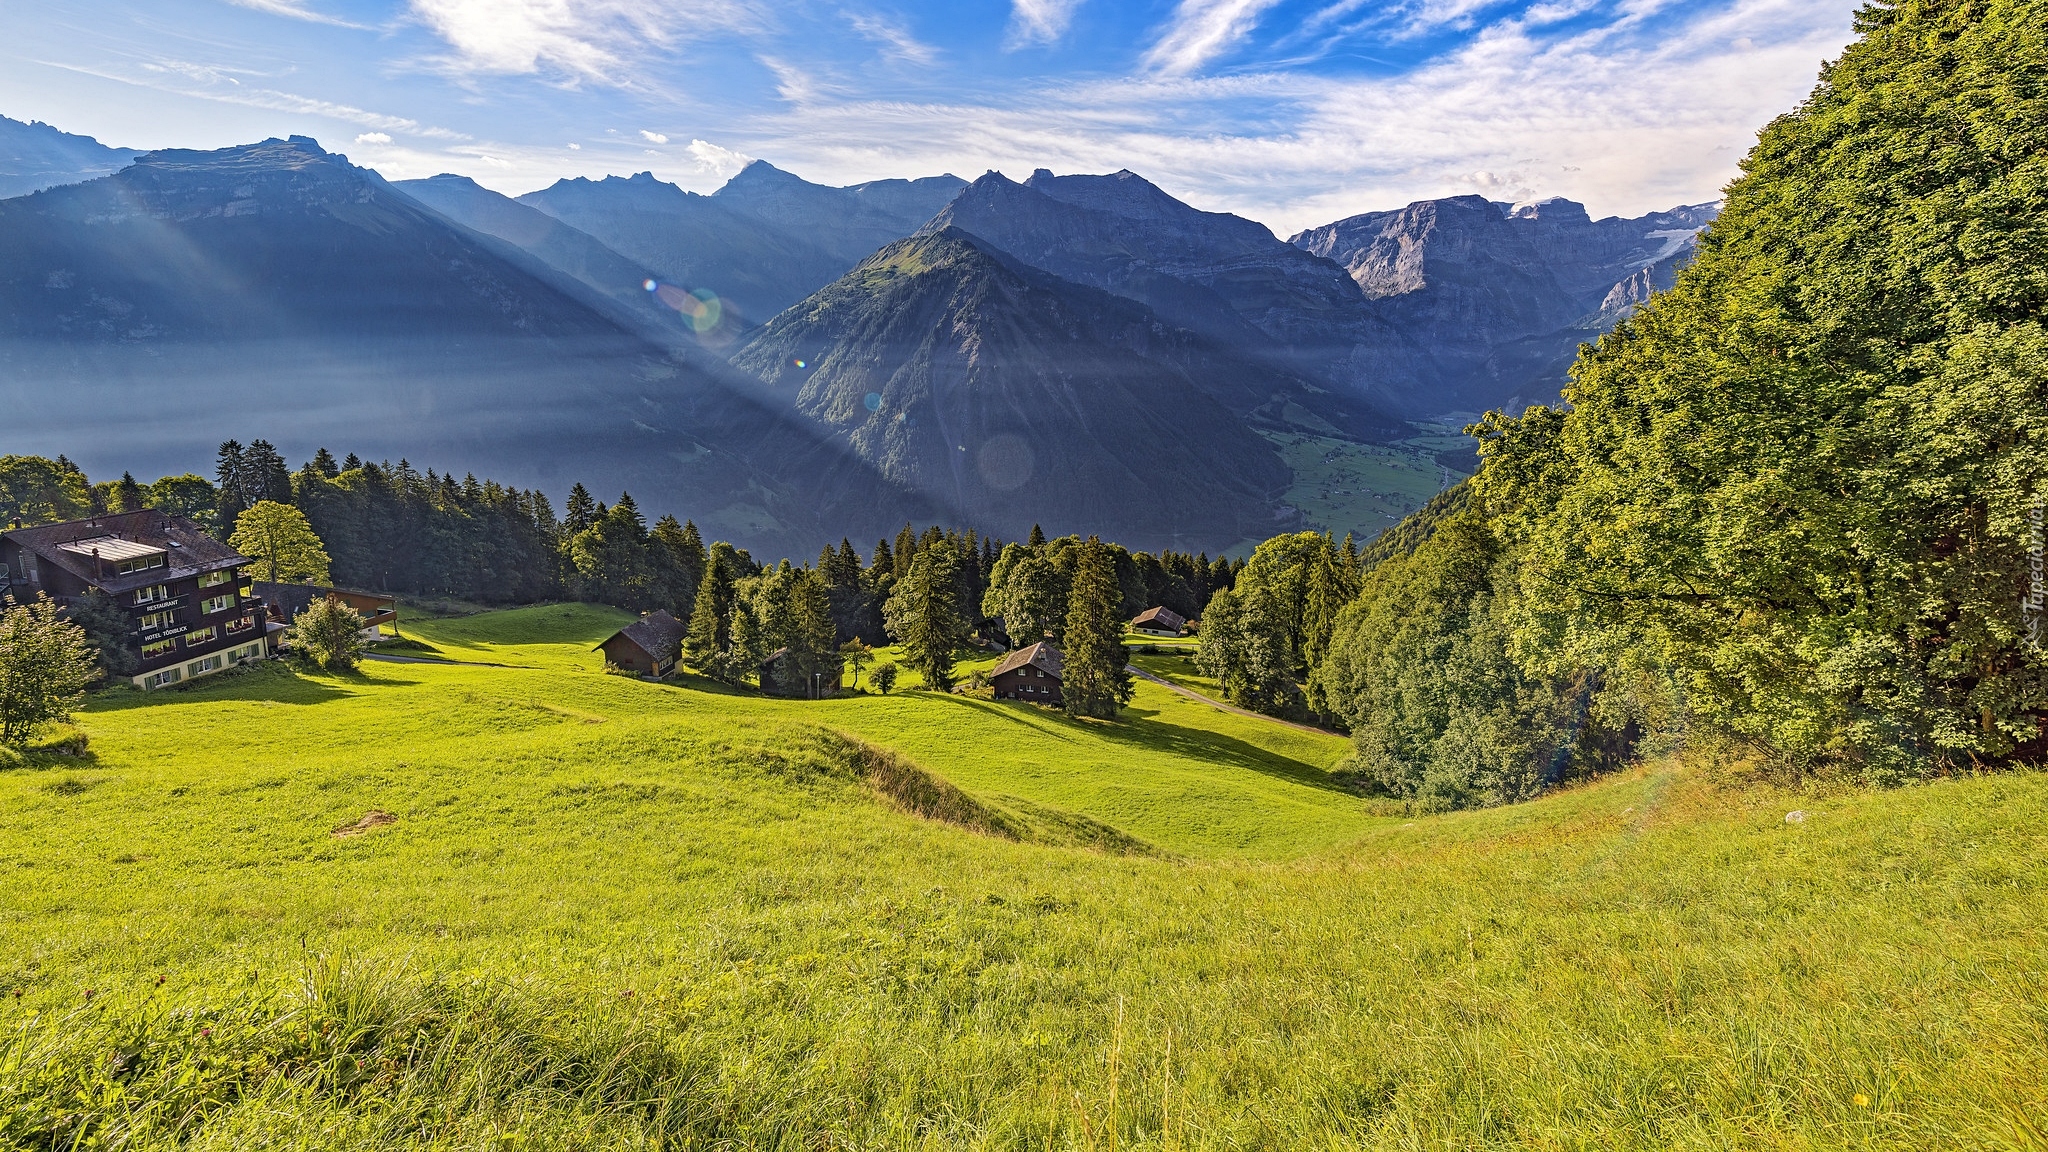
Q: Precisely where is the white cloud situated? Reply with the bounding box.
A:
[355,131,393,144]
[567,142,581,149]
[687,138,750,177]
[846,12,937,65]
[225,0,376,30]
[640,129,668,143]
[1142,0,1286,75]
[406,0,762,83]
[713,0,1855,233]
[1007,0,1082,46]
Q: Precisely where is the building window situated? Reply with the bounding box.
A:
[116,554,166,575]
[188,655,222,677]
[200,594,236,615]
[142,638,177,660]
[145,668,181,689]
[225,615,254,635]
[135,584,170,604]
[198,570,230,588]
[139,609,176,632]
[184,627,216,647]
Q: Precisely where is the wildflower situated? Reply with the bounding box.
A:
[83,989,94,1001]
[155,975,165,987]
[200,1027,211,1039]
[1854,1093,1870,1108]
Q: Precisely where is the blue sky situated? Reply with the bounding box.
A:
[1,0,1858,232]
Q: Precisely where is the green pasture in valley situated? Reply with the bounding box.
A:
[1,604,2042,1149]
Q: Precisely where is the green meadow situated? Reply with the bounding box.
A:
[2,604,2044,1149]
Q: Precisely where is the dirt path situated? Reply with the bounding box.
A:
[1126,665,1340,737]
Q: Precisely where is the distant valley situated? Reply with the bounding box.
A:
[0,113,1716,556]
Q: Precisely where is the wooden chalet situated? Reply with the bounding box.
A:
[760,648,843,698]
[596,610,686,677]
[992,641,1063,706]
[0,510,272,689]
[1130,606,1187,636]
[255,582,398,639]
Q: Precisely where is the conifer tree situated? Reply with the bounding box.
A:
[564,483,596,533]
[1028,524,1046,547]
[883,539,969,690]
[685,543,739,680]
[310,448,340,478]
[113,472,145,513]
[1061,536,1133,719]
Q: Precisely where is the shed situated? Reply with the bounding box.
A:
[1130,606,1187,636]
[596,610,687,677]
[991,641,1064,706]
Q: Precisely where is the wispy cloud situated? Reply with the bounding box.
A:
[45,57,473,142]
[640,129,668,143]
[719,0,1853,232]
[1006,0,1083,47]
[225,0,377,30]
[405,0,762,84]
[846,11,938,65]
[1142,0,1287,75]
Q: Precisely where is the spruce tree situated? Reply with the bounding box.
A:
[214,440,248,537]
[1061,536,1133,719]
[883,539,968,690]
[113,472,145,513]
[685,544,738,679]
[564,483,596,533]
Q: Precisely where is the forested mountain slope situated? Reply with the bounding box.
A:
[0,137,939,553]
[730,228,1296,549]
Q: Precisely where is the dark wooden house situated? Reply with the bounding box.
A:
[595,610,686,677]
[255,582,398,639]
[0,509,270,689]
[992,641,1063,706]
[759,648,843,698]
[1130,606,1187,636]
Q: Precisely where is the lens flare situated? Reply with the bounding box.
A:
[652,284,724,333]
[863,392,882,412]
[794,358,807,369]
[643,279,658,292]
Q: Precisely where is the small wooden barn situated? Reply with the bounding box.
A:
[992,641,1064,706]
[596,610,687,677]
[1130,606,1187,636]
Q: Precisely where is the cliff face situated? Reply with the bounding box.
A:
[515,163,967,327]
[1293,196,1719,414]
[0,115,140,200]
[0,138,939,555]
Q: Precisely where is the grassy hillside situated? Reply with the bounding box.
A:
[1,606,2043,1149]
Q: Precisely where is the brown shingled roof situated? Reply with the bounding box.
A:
[991,640,1063,681]
[3,510,246,594]
[597,610,687,662]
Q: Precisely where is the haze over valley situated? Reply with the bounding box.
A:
[0,114,1717,555]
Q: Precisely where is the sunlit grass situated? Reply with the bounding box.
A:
[1,605,2042,1149]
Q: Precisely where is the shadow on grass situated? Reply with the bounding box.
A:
[910,693,1347,794]
[82,662,373,714]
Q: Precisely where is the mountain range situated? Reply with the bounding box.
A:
[0,118,1718,555]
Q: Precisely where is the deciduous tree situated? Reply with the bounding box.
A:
[230,501,332,584]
